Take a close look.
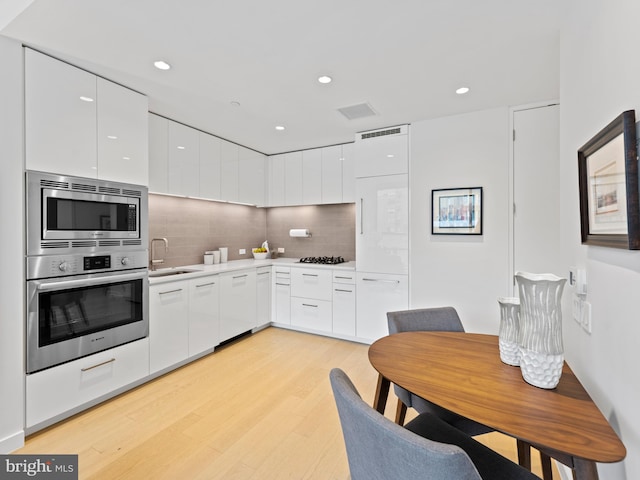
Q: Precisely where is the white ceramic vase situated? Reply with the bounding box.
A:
[497,297,521,366]
[515,272,566,389]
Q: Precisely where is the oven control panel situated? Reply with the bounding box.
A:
[26,250,148,280]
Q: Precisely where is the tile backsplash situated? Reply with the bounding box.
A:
[148,195,356,268]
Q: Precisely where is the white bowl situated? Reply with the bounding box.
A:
[253,252,269,260]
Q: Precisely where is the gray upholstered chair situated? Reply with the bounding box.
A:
[329,368,540,480]
[387,307,492,435]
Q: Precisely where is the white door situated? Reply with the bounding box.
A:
[513,104,561,282]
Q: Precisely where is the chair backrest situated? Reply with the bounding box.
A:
[329,368,482,480]
[387,307,465,334]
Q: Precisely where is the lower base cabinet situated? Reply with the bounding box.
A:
[26,338,149,429]
[256,266,271,329]
[356,272,408,342]
[219,269,257,342]
[150,280,190,374]
[290,297,332,332]
[188,276,220,357]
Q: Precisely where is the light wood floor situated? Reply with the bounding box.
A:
[17,327,559,479]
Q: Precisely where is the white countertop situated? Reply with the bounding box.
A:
[148,257,356,285]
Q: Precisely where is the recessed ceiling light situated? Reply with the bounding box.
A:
[79,96,94,102]
[107,135,118,140]
[122,156,130,160]
[318,75,332,84]
[177,145,186,150]
[154,60,171,71]
[456,87,470,95]
[387,154,395,158]
[275,126,285,131]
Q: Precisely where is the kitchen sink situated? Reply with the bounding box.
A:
[148,268,200,278]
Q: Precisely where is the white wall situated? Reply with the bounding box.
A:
[409,107,510,333]
[0,35,25,452]
[560,0,640,478]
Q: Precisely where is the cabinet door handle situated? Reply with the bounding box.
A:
[302,303,318,308]
[360,197,364,234]
[302,273,319,277]
[233,274,248,279]
[196,282,216,288]
[159,288,183,295]
[81,358,115,372]
[334,288,353,293]
[275,282,290,286]
[257,271,270,276]
[334,276,353,280]
[362,278,400,284]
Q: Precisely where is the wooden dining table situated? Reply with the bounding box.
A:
[368,332,626,480]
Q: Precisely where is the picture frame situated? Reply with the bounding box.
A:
[432,187,483,235]
[577,110,640,249]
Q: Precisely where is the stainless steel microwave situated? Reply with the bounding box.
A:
[26,171,148,256]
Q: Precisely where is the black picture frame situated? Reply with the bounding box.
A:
[577,110,639,249]
[432,187,483,235]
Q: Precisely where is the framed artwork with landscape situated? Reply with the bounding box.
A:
[432,187,483,235]
[578,110,640,249]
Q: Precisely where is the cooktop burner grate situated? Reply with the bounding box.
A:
[299,256,346,265]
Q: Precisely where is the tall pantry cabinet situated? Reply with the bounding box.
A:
[354,126,409,341]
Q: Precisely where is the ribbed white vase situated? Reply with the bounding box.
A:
[515,272,566,389]
[497,297,521,366]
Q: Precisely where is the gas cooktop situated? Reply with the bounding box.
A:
[299,256,346,265]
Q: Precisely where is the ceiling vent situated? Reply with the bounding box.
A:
[337,102,377,120]
[356,124,409,141]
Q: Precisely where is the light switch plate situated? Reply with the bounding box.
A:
[278,247,285,253]
[239,248,246,255]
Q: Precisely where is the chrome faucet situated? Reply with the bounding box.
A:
[150,238,169,270]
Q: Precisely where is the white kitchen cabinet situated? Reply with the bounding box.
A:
[220,140,239,202]
[285,151,303,205]
[199,132,222,200]
[168,120,199,196]
[272,266,291,325]
[256,266,272,328]
[149,280,190,374]
[356,272,408,342]
[291,267,332,300]
[268,154,286,207]
[239,146,266,206]
[302,148,322,205]
[96,78,148,185]
[341,143,356,203]
[188,276,220,356]
[355,174,409,275]
[26,338,149,429]
[321,145,343,204]
[25,48,97,178]
[219,269,257,342]
[149,113,169,192]
[332,270,356,336]
[354,125,409,178]
[290,297,332,332]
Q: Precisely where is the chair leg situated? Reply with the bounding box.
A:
[516,439,532,470]
[394,398,407,425]
[540,452,553,480]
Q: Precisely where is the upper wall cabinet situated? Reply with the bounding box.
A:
[25,48,148,185]
[168,120,199,196]
[148,114,266,205]
[354,125,408,178]
[266,143,355,207]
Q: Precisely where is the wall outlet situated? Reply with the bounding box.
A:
[581,301,592,334]
[278,247,285,253]
[239,248,246,255]
[572,295,581,323]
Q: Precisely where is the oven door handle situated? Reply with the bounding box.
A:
[36,271,147,292]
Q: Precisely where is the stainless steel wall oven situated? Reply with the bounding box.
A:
[26,171,149,374]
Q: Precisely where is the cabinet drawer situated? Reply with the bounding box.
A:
[333,285,356,336]
[333,270,356,284]
[290,297,332,332]
[291,268,332,300]
[26,338,149,428]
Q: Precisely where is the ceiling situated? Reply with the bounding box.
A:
[1,0,560,155]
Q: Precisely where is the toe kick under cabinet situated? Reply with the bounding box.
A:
[290,267,333,333]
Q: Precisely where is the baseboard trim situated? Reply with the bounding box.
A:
[0,430,25,454]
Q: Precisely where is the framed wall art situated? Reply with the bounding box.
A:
[577,110,640,249]
[432,187,483,235]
